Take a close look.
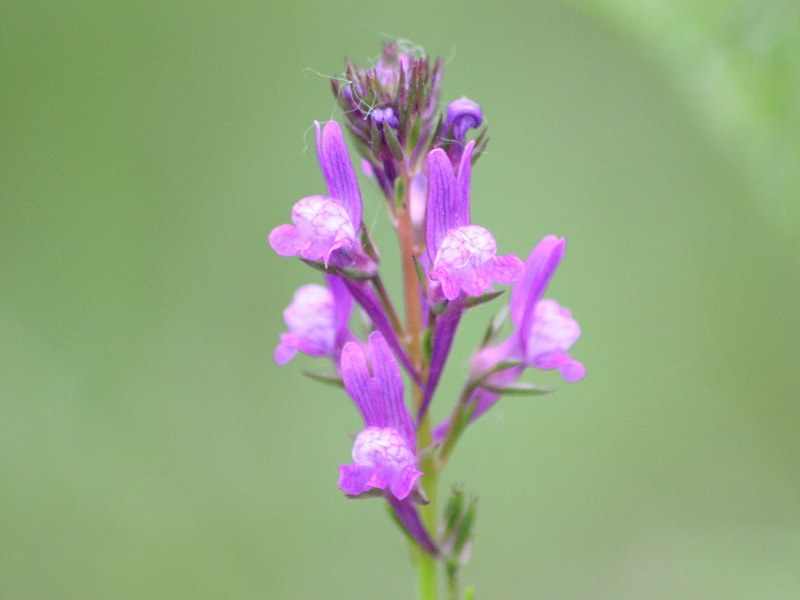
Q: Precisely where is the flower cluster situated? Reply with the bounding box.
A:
[270,43,584,595]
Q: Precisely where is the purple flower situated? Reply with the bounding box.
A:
[274,275,354,365]
[339,332,422,500]
[444,97,483,144]
[418,141,523,423]
[432,236,584,443]
[269,120,363,268]
[504,235,585,382]
[427,141,524,302]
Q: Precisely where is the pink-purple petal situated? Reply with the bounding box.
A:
[490,253,525,284]
[268,224,304,257]
[426,148,462,260]
[274,335,300,365]
[315,120,362,227]
[511,236,565,329]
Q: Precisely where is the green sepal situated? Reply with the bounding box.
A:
[422,326,433,363]
[336,266,375,281]
[431,299,449,315]
[464,290,505,309]
[412,255,428,288]
[480,304,510,347]
[408,114,422,152]
[479,382,554,396]
[370,119,381,156]
[394,176,406,211]
[346,489,384,500]
[416,442,441,466]
[464,586,475,600]
[300,258,335,274]
[302,371,344,388]
[472,131,489,165]
[384,123,405,162]
[359,227,380,262]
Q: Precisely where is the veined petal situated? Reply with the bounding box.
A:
[511,236,565,329]
[341,341,375,422]
[489,253,524,285]
[431,225,515,300]
[367,331,415,447]
[341,332,417,448]
[289,195,356,267]
[268,224,304,257]
[456,140,475,219]
[315,121,362,228]
[426,149,463,260]
[338,426,422,500]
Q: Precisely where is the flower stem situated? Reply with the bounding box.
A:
[397,171,440,599]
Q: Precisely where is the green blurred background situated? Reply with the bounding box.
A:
[2,1,799,598]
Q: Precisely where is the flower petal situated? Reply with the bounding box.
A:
[367,331,415,448]
[511,236,565,330]
[489,253,524,285]
[268,224,304,257]
[426,148,463,260]
[316,120,362,228]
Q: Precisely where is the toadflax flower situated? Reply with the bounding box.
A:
[432,235,584,442]
[274,274,354,365]
[418,140,524,422]
[427,141,524,302]
[269,120,367,270]
[339,332,422,500]
[338,331,437,555]
[480,235,585,382]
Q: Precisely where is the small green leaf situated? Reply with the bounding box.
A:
[394,176,406,211]
[479,382,554,396]
[384,124,405,161]
[416,442,440,465]
[432,299,449,315]
[422,326,433,363]
[464,290,505,309]
[412,255,427,289]
[302,371,345,388]
[480,304,509,346]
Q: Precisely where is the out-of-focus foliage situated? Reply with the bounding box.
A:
[570,0,800,235]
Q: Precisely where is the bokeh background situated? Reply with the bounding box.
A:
[2,1,799,598]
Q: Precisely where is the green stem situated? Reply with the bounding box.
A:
[446,563,459,600]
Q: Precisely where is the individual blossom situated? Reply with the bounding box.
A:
[274,274,354,365]
[339,332,421,500]
[418,141,524,422]
[443,97,483,144]
[269,120,368,271]
[433,236,584,442]
[427,141,524,302]
[480,235,585,382]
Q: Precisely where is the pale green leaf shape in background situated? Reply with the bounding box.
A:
[569,0,800,237]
